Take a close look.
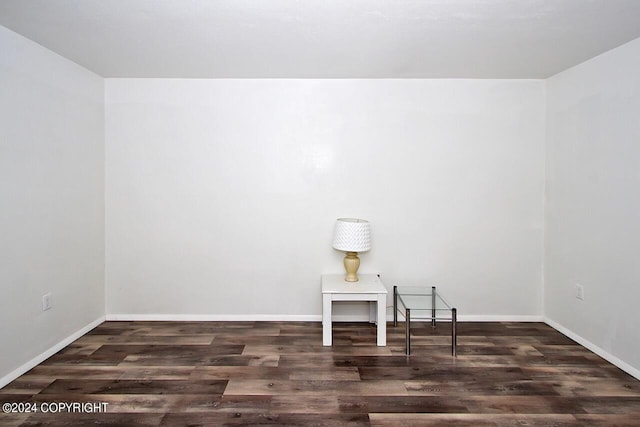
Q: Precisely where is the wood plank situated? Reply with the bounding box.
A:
[370,413,578,427]
[21,413,164,426]
[120,354,276,367]
[224,380,408,396]
[160,412,371,426]
[270,395,340,413]
[169,394,272,413]
[242,344,392,356]
[358,366,528,381]
[77,334,215,345]
[338,396,468,413]
[404,379,559,396]
[19,366,194,381]
[39,379,228,395]
[0,377,56,394]
[460,395,587,414]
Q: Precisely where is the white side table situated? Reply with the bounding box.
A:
[321,274,388,346]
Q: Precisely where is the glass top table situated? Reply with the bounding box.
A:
[393,286,457,356]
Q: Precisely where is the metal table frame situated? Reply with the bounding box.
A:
[393,285,457,356]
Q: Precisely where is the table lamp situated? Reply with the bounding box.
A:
[332,218,371,282]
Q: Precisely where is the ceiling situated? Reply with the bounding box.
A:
[1,0,640,79]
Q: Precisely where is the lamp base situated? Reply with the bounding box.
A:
[343,252,360,282]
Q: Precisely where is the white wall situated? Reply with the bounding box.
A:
[0,26,105,385]
[545,37,640,377]
[105,79,545,320]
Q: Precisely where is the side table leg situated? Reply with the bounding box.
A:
[322,293,332,346]
[405,308,411,356]
[377,292,386,346]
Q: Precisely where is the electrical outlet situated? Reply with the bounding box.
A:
[42,293,52,311]
[575,284,584,300]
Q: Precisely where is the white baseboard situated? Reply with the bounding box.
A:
[106,314,323,322]
[105,313,543,323]
[458,315,544,322]
[0,316,105,389]
[545,317,640,381]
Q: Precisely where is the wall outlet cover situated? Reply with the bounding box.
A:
[42,293,52,311]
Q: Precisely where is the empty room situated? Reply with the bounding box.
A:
[1,0,640,425]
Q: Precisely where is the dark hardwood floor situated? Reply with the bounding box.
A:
[1,321,639,426]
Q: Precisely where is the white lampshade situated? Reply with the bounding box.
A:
[332,218,371,252]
